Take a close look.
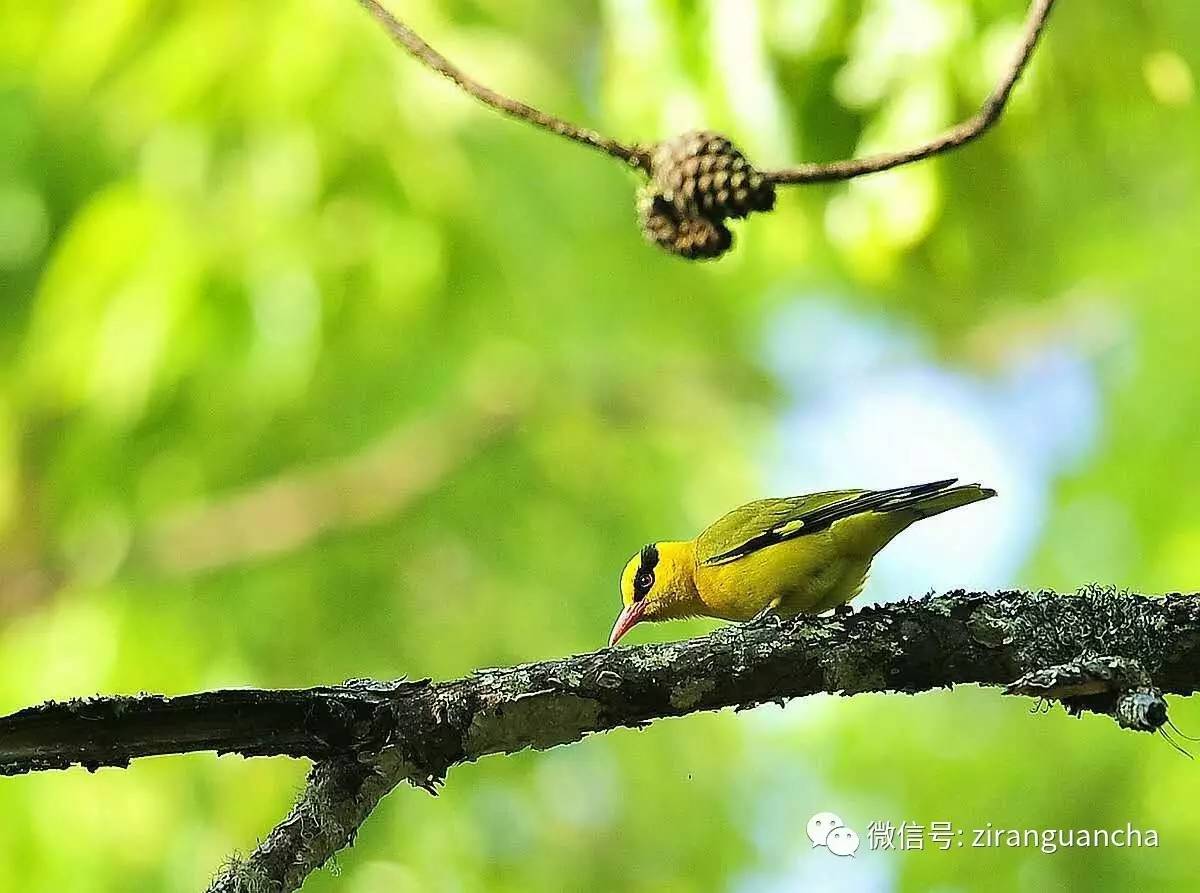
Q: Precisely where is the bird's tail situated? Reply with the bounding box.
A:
[881,479,996,519]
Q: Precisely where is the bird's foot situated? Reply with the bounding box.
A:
[742,605,784,631]
[833,603,854,617]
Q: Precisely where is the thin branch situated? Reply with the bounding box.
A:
[140,389,524,575]
[762,0,1057,184]
[354,0,1055,189]
[354,0,650,170]
[2,588,1199,890]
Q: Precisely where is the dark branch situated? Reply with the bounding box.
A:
[351,0,1058,260]
[762,0,1057,184]
[354,0,651,171]
[0,681,430,775]
[4,586,1197,892]
[8,587,1197,779]
[353,0,1055,189]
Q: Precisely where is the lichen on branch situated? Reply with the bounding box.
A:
[2,587,1198,890]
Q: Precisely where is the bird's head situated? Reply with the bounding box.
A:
[609,541,696,646]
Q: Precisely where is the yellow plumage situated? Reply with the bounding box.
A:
[609,479,995,644]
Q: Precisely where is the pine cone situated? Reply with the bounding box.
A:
[638,187,732,260]
[650,131,775,222]
[636,130,773,260]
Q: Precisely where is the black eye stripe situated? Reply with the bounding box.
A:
[638,543,659,575]
[632,544,659,601]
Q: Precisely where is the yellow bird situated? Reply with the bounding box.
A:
[609,478,995,645]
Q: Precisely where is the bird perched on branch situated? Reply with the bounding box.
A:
[609,479,995,645]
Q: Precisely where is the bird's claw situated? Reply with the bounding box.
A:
[743,606,784,631]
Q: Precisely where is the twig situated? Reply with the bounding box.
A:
[2,588,1198,890]
[354,0,1054,187]
[352,0,1059,258]
[354,0,651,170]
[141,390,523,575]
[762,0,1057,184]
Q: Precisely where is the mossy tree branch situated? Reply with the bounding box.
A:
[2,587,1197,890]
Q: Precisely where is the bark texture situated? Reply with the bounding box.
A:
[1,587,1197,890]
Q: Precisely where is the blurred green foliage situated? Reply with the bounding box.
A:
[2,0,1199,890]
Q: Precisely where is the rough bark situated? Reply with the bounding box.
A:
[2,587,1198,890]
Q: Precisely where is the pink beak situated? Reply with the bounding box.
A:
[608,601,646,646]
